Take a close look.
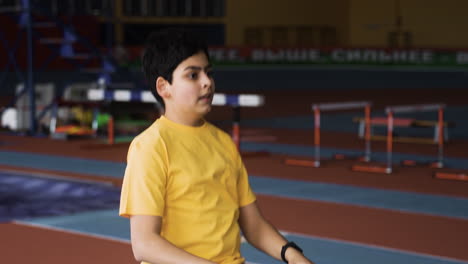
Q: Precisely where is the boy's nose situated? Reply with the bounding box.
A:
[201,72,213,88]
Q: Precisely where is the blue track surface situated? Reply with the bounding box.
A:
[2,149,467,263]
[0,150,126,177]
[241,233,468,264]
[250,176,468,220]
[18,209,468,264]
[19,209,130,241]
[2,104,467,263]
[1,150,468,220]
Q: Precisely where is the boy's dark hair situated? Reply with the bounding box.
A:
[142,28,210,108]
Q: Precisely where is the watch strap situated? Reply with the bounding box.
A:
[281,241,303,263]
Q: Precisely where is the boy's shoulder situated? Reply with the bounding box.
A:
[130,119,165,147]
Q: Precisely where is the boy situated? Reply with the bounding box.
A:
[119,28,315,264]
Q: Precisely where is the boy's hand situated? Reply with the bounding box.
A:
[286,248,315,264]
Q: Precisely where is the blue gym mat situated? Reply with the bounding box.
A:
[0,171,121,222]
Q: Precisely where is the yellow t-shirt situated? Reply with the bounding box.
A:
[119,116,256,264]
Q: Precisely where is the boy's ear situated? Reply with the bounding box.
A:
[156,76,170,99]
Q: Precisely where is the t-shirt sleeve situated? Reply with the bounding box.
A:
[119,137,168,218]
[236,151,256,207]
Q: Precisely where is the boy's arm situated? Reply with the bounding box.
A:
[130,215,216,264]
[238,202,315,264]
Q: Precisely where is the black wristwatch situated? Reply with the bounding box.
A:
[281,241,303,263]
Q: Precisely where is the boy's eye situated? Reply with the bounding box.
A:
[188,72,198,79]
[206,71,214,78]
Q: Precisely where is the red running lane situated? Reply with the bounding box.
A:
[256,194,468,261]
[0,223,137,264]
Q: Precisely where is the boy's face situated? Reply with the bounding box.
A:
[162,51,215,122]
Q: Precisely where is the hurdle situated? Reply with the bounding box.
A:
[107,115,114,145]
[352,103,445,174]
[434,172,468,181]
[285,101,372,168]
[353,117,452,144]
[392,104,445,169]
[212,93,265,150]
[87,89,265,148]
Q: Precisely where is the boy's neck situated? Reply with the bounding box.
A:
[163,112,205,127]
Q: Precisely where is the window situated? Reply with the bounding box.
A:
[296,26,319,47]
[388,31,412,48]
[320,26,337,46]
[0,0,18,8]
[191,0,201,16]
[122,0,224,17]
[245,28,264,47]
[28,0,109,16]
[271,27,289,47]
[124,0,140,16]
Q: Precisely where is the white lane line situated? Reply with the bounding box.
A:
[0,167,114,186]
[13,222,468,263]
[13,221,131,245]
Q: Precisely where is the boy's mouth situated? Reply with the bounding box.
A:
[199,93,213,101]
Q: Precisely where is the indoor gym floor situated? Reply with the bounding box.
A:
[1,88,467,264]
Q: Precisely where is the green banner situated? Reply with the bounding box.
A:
[208,47,468,67]
[123,47,468,68]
